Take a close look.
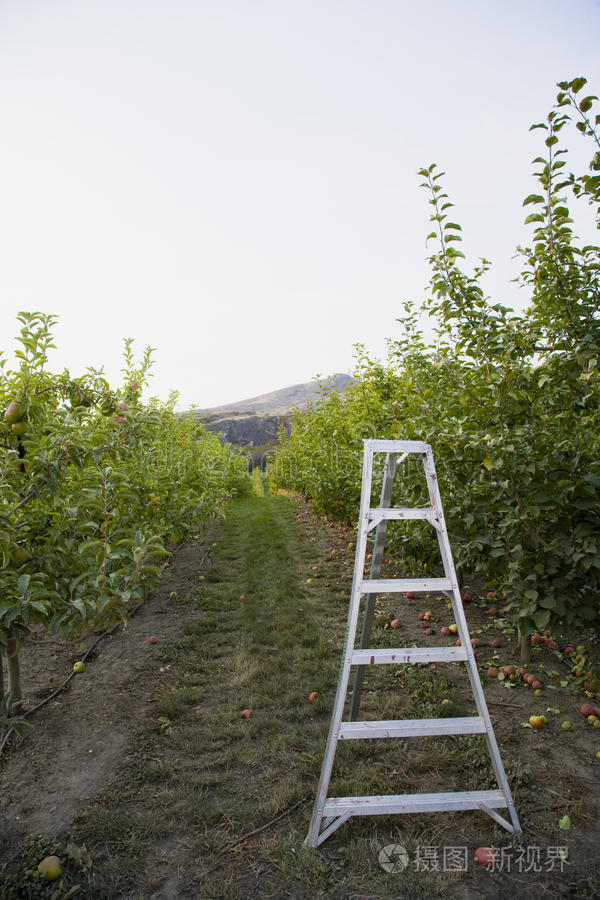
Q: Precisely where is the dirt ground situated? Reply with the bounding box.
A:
[0,530,215,854]
[1,498,600,898]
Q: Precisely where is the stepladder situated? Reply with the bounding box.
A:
[306,439,521,848]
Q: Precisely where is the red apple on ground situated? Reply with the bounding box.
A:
[424,628,435,635]
[492,638,502,648]
[148,635,159,645]
[531,680,543,691]
[308,692,320,703]
[471,637,480,648]
[581,703,598,718]
[486,591,496,600]
[390,618,402,630]
[487,667,499,678]
[239,595,246,601]
[406,591,415,599]
[487,606,498,616]
[440,626,451,637]
[503,665,516,677]
[462,590,474,603]
[475,847,497,868]
[241,709,253,719]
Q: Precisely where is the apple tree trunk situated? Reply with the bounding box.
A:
[6,638,23,713]
[519,631,531,666]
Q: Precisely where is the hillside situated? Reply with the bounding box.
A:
[191,374,352,451]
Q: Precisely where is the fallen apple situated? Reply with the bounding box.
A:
[440,626,451,637]
[474,847,497,868]
[561,720,573,731]
[390,618,402,630]
[449,623,458,634]
[73,661,85,674]
[308,691,320,703]
[240,709,253,719]
[531,680,543,691]
[487,667,499,678]
[581,704,598,718]
[37,855,61,881]
[471,637,480,648]
[239,594,246,601]
[424,627,435,635]
[149,635,159,645]
[529,715,546,729]
[502,665,516,677]
[487,606,498,616]
[462,590,474,603]
[492,638,502,649]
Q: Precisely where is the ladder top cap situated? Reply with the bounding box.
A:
[364,439,431,453]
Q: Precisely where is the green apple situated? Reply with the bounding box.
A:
[37,856,61,881]
[73,661,85,674]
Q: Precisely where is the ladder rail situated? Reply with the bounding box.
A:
[422,447,521,835]
[305,444,376,848]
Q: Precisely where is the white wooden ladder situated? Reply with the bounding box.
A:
[305,439,521,847]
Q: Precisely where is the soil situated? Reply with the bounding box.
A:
[0,531,215,855]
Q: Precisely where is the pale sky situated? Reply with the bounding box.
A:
[1,0,599,410]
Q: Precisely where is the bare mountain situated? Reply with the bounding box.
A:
[191,374,352,450]
[193,373,352,418]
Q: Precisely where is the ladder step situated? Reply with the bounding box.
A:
[369,507,435,521]
[361,578,452,593]
[323,789,507,818]
[339,716,486,740]
[367,507,441,532]
[351,647,468,665]
[366,439,429,454]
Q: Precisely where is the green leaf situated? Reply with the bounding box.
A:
[524,213,545,224]
[558,814,571,831]
[523,194,544,206]
[533,609,551,629]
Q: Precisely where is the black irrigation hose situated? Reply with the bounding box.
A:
[0,608,138,758]
[0,534,216,758]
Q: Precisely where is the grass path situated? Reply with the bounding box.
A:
[5,489,600,898]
